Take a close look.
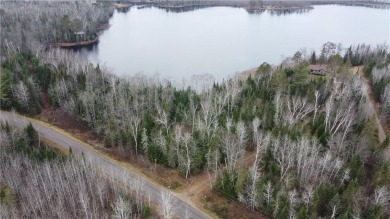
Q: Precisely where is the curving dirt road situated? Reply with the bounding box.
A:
[0,111,212,219]
[356,67,389,159]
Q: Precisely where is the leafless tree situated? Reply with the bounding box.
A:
[222,119,244,174]
[244,130,269,210]
[313,90,320,124]
[0,122,154,219]
[154,107,173,136]
[159,190,175,219]
[129,110,141,154]
[264,181,274,207]
[273,90,282,125]
[373,186,389,208]
[320,42,338,62]
[12,81,29,108]
[155,130,168,155]
[295,137,321,185]
[206,148,220,188]
[173,124,183,163]
[236,121,247,148]
[224,79,241,116]
[340,168,350,185]
[252,117,261,143]
[78,83,98,127]
[381,84,390,121]
[112,196,132,218]
[283,95,314,127]
[141,128,149,154]
[1,1,112,48]
[191,74,215,93]
[182,132,193,179]
[244,147,261,210]
[288,189,298,217]
[48,78,70,107]
[271,135,295,180]
[199,93,220,141]
[330,205,338,219]
[302,185,314,210]
[325,92,356,146]
[372,64,390,85]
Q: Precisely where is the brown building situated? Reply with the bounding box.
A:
[309,65,326,75]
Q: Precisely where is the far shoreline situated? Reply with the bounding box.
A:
[122,0,390,12]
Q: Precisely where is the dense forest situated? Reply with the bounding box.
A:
[0,1,112,48]
[2,42,389,218]
[1,1,390,219]
[0,122,153,218]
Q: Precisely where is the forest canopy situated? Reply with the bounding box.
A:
[0,1,389,218]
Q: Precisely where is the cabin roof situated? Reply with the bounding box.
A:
[309,64,325,71]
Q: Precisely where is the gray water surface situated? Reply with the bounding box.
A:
[76,5,389,82]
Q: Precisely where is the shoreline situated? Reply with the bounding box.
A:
[49,21,111,49]
[49,38,99,49]
[57,0,389,49]
[123,0,390,11]
[127,1,315,13]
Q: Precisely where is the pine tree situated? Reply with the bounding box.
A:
[310,51,317,65]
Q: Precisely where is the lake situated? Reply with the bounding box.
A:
[75,5,389,82]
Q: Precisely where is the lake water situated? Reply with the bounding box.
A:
[76,5,389,82]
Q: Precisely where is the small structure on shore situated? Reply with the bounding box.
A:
[309,64,326,75]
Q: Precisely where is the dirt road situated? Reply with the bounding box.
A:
[0,111,212,219]
[356,67,389,158]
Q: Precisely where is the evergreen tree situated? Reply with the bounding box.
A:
[310,51,317,65]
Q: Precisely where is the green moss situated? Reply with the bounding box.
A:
[0,185,16,205]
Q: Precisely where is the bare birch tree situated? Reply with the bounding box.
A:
[272,136,295,180]
[129,110,141,154]
[373,186,389,208]
[12,81,29,108]
[222,119,244,174]
[244,130,269,210]
[160,190,175,219]
[283,95,314,127]
[313,90,320,124]
[206,148,220,188]
[182,132,193,179]
[112,196,132,219]
[263,182,273,207]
